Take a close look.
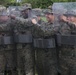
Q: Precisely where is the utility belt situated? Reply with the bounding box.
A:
[0,34,32,45]
[56,34,76,46]
[33,38,56,48]
[14,34,32,43]
[33,34,76,48]
[0,36,13,45]
[0,34,76,47]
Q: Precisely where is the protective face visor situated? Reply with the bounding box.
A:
[52,2,76,47]
[7,6,21,17]
[52,2,76,24]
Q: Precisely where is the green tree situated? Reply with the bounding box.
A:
[0,0,76,8]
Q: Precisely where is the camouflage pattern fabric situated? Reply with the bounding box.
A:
[12,18,35,75]
[37,19,44,24]
[58,21,71,35]
[0,19,18,75]
[57,21,76,75]
[14,17,58,75]
[32,22,58,75]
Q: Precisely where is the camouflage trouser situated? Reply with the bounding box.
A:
[35,48,57,75]
[0,45,17,75]
[17,44,35,75]
[59,46,76,75]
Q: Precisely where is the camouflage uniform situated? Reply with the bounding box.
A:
[33,22,59,75]
[61,15,76,75]
[13,17,35,75]
[57,20,74,75]
[58,21,71,35]
[0,17,18,75]
[57,9,76,75]
[52,3,76,75]
[12,4,35,75]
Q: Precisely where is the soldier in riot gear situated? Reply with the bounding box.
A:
[0,8,18,75]
[63,10,76,75]
[10,6,35,75]
[52,2,76,75]
[58,11,76,75]
[33,11,58,75]
[56,13,72,75]
[9,5,35,75]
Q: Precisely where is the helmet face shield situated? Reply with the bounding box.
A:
[52,2,76,26]
[7,6,21,17]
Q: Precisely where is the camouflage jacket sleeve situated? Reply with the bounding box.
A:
[58,22,71,35]
[3,19,14,31]
[15,17,29,22]
[39,22,60,36]
[67,22,76,34]
[32,24,46,37]
[15,17,32,26]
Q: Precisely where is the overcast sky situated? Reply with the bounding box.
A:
[16,0,21,2]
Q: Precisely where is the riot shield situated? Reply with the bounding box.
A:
[52,2,76,13]
[52,2,76,45]
[7,6,21,17]
[52,2,76,75]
